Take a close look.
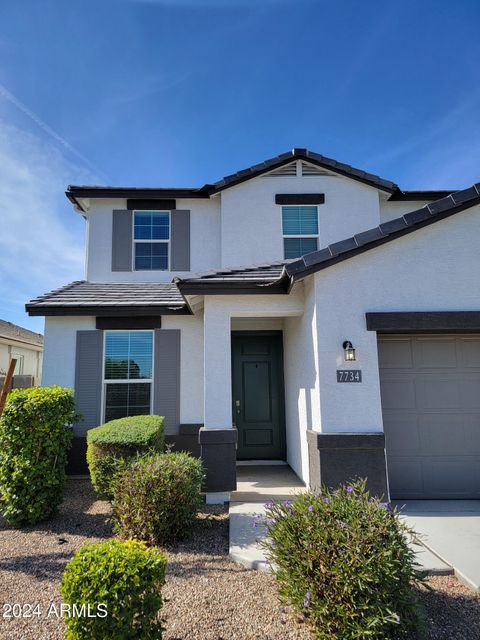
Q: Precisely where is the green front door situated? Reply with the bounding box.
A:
[232,332,286,460]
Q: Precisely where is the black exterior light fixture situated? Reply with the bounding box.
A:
[343,340,356,362]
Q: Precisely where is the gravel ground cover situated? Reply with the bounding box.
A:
[0,478,479,639]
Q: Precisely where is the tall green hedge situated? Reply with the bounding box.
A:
[86,415,164,498]
[0,386,76,525]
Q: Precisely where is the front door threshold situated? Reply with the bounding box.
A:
[236,460,288,466]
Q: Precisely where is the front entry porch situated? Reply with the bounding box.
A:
[199,291,305,503]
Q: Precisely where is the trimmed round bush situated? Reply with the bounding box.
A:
[61,539,167,639]
[113,452,204,544]
[261,480,426,639]
[86,415,164,498]
[0,386,75,525]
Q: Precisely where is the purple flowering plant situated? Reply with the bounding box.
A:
[260,479,426,639]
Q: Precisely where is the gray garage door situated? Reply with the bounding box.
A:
[378,335,480,499]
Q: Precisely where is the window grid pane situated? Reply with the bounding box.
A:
[134,242,168,270]
[104,331,153,380]
[283,237,318,259]
[282,206,318,235]
[134,211,170,241]
[104,383,151,423]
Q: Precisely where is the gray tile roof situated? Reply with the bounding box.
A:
[67,148,401,211]
[0,320,43,347]
[285,183,480,281]
[176,261,287,283]
[210,148,398,194]
[26,281,189,316]
[174,262,290,294]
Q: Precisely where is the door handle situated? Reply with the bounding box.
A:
[235,399,240,415]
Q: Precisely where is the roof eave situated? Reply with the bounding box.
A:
[25,304,192,317]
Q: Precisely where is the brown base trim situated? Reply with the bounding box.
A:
[366,311,480,333]
[96,316,163,329]
[199,428,237,492]
[307,431,388,499]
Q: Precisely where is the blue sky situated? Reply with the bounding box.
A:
[0,0,479,332]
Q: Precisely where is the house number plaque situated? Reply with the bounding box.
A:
[337,370,362,383]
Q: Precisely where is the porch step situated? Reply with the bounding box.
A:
[231,465,306,503]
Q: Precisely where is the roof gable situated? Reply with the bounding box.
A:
[285,183,480,282]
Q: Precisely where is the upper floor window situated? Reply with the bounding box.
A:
[133,211,170,270]
[103,330,153,422]
[282,205,319,259]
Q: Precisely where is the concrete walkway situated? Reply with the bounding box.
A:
[229,466,453,578]
[394,500,480,591]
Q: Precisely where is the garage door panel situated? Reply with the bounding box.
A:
[387,456,424,499]
[423,458,479,498]
[380,379,416,409]
[379,334,480,499]
[378,340,414,369]
[414,338,457,369]
[458,338,480,368]
[384,414,420,453]
[460,377,480,408]
[417,377,461,409]
[418,414,470,455]
[465,415,480,448]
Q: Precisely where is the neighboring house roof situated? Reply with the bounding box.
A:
[0,319,43,347]
[26,281,190,316]
[68,148,452,212]
[174,262,289,294]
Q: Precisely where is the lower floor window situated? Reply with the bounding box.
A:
[104,382,151,422]
[103,330,153,422]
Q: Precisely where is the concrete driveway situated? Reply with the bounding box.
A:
[394,500,480,591]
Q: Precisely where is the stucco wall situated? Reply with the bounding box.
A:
[42,316,96,387]
[311,203,480,435]
[0,341,42,382]
[220,173,382,266]
[283,279,319,482]
[380,200,430,223]
[42,315,205,426]
[85,198,221,282]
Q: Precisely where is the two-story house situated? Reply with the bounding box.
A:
[27,149,480,503]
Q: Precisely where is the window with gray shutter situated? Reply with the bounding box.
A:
[112,210,133,271]
[154,329,180,434]
[74,330,103,436]
[170,210,190,271]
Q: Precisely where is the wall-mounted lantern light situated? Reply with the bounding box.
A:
[343,341,356,362]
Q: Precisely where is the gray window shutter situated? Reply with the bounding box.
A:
[112,209,133,271]
[74,330,103,437]
[154,329,180,435]
[170,210,190,271]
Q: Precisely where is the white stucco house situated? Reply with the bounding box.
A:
[27,149,480,503]
[0,319,43,387]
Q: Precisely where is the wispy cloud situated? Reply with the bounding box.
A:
[0,120,88,332]
[0,83,108,181]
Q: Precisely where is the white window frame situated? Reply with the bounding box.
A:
[132,210,171,271]
[11,352,24,375]
[281,205,320,258]
[101,330,155,423]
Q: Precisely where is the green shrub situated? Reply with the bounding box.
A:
[86,415,164,498]
[113,452,204,544]
[0,386,75,525]
[61,539,167,639]
[261,480,426,640]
